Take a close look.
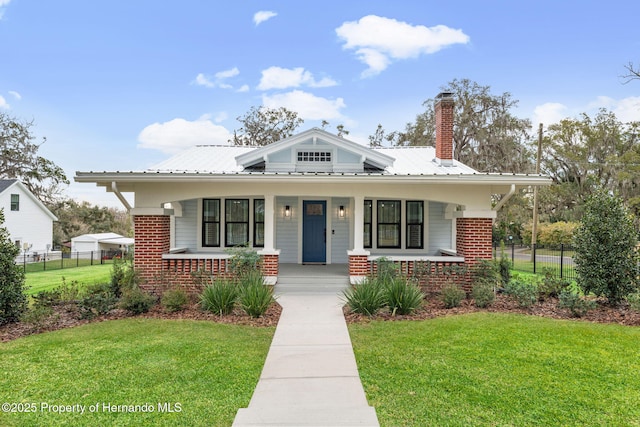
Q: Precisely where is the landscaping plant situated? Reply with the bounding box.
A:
[0,210,28,325]
[558,289,596,318]
[471,282,495,308]
[342,277,386,316]
[504,276,538,308]
[573,189,639,305]
[238,273,274,318]
[440,282,466,308]
[384,277,424,315]
[200,278,239,315]
[119,288,156,314]
[161,288,189,312]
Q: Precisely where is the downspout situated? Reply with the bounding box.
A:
[493,184,516,212]
[111,181,132,212]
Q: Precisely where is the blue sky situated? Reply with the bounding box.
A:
[1,0,639,207]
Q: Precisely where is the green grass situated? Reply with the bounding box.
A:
[19,258,114,273]
[25,264,113,295]
[0,319,274,427]
[349,313,640,427]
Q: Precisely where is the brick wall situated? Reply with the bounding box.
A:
[456,217,493,265]
[367,259,466,292]
[133,215,170,292]
[261,254,279,279]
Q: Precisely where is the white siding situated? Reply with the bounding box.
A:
[276,197,299,263]
[331,197,349,263]
[428,201,453,254]
[175,199,198,250]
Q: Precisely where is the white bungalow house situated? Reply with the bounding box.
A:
[0,179,57,258]
[75,93,550,290]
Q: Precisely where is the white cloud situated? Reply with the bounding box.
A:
[254,10,277,26]
[262,90,346,121]
[533,96,640,128]
[0,95,9,109]
[138,117,232,154]
[8,90,21,100]
[193,67,241,90]
[257,66,337,90]
[0,1,11,6]
[533,103,568,128]
[237,84,250,93]
[336,15,470,77]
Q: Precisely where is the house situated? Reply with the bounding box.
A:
[70,232,134,258]
[75,93,550,291]
[0,179,58,257]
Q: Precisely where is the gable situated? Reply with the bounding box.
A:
[235,128,394,173]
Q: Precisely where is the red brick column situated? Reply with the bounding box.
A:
[456,217,493,282]
[260,253,279,284]
[349,254,369,284]
[133,215,170,290]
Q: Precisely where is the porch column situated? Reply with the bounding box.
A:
[258,194,279,285]
[453,210,495,287]
[131,207,173,292]
[263,194,275,251]
[348,195,370,284]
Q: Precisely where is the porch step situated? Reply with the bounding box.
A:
[276,276,350,293]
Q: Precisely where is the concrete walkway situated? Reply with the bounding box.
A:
[232,278,379,426]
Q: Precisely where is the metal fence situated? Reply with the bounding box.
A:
[16,250,119,273]
[494,243,576,281]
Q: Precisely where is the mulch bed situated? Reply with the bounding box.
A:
[3,293,639,343]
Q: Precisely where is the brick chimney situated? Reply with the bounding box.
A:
[435,92,454,166]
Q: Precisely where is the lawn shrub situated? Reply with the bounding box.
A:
[343,277,386,316]
[161,288,189,312]
[119,288,156,314]
[471,282,495,308]
[31,288,62,309]
[505,277,538,308]
[375,257,400,284]
[558,289,596,317]
[0,210,28,325]
[626,292,640,313]
[538,268,570,300]
[200,278,239,315]
[227,244,261,278]
[441,282,466,308]
[238,274,274,318]
[384,277,424,315]
[110,257,142,297]
[78,283,118,319]
[20,304,54,327]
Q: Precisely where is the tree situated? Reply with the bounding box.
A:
[231,106,304,146]
[573,189,638,306]
[376,79,534,173]
[49,200,132,248]
[0,209,27,325]
[622,61,640,83]
[0,112,69,204]
[539,109,640,222]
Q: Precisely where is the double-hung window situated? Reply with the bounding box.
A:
[377,200,401,248]
[202,199,220,247]
[10,194,19,211]
[226,199,249,246]
[363,200,373,248]
[254,199,265,247]
[406,201,424,249]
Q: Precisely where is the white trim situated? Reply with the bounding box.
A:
[452,210,497,219]
[0,180,58,221]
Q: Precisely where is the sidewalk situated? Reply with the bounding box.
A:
[232,290,379,427]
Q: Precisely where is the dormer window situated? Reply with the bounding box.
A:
[297,151,332,163]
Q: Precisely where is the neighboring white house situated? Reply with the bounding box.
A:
[71,232,134,257]
[0,179,57,257]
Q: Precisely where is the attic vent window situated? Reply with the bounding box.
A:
[297,151,332,162]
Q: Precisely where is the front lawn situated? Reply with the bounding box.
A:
[349,313,640,427]
[25,263,113,295]
[0,319,274,426]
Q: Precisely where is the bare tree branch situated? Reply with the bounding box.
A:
[621,61,640,84]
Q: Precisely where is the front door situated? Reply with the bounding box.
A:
[303,201,326,263]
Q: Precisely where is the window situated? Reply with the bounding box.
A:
[226,199,249,246]
[10,194,19,211]
[202,199,220,247]
[297,151,332,162]
[364,200,372,248]
[406,201,424,249]
[377,200,401,248]
[254,199,265,248]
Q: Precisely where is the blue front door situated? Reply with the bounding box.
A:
[303,201,326,263]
